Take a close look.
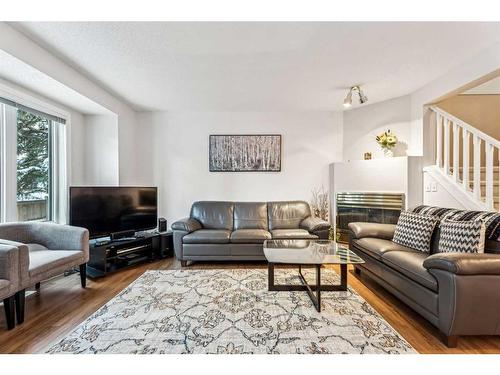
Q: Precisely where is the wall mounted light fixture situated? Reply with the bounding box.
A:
[343,86,368,108]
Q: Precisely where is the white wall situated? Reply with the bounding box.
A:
[82,115,119,185]
[68,111,85,185]
[423,171,468,209]
[342,95,411,161]
[138,111,343,224]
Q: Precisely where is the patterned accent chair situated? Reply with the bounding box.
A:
[349,205,500,348]
[0,222,89,325]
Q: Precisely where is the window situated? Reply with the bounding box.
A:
[0,91,67,223]
[16,109,53,221]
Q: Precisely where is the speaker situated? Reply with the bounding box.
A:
[158,217,167,233]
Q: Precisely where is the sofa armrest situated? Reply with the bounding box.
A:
[0,244,19,285]
[423,253,500,275]
[0,239,29,286]
[300,217,331,232]
[171,218,202,233]
[348,222,396,240]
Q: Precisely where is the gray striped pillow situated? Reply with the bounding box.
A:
[393,211,439,252]
[438,219,485,253]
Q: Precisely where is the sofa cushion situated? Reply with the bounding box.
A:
[271,229,318,239]
[393,211,439,253]
[190,201,234,230]
[268,201,311,230]
[352,238,416,261]
[233,202,268,230]
[230,229,271,244]
[381,250,437,292]
[27,243,49,252]
[29,250,84,278]
[183,229,231,244]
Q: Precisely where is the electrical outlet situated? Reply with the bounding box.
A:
[425,183,431,192]
[431,182,438,192]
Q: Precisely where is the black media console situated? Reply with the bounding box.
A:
[87,231,173,278]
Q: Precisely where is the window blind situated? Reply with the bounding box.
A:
[0,96,67,124]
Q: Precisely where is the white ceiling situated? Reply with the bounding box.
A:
[462,76,500,95]
[10,22,500,112]
[0,49,110,115]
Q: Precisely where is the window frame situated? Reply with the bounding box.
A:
[0,82,70,224]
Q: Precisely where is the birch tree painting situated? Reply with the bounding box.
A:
[209,135,281,172]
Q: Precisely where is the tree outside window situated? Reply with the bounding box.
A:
[16,109,51,221]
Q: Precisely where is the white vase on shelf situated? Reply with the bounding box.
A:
[383,148,394,158]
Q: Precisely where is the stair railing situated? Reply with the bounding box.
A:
[430,106,500,210]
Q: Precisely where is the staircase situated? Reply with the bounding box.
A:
[429,106,500,211]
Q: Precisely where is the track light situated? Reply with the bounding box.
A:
[343,86,368,108]
[343,91,352,108]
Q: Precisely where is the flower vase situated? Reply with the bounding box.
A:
[383,148,394,158]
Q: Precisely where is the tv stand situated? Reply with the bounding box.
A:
[87,231,173,278]
[112,236,140,242]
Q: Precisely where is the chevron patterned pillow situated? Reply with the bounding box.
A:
[393,211,439,252]
[438,219,485,253]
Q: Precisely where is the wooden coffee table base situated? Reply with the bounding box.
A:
[267,263,348,312]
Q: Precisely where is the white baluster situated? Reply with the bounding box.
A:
[436,113,442,167]
[463,129,470,191]
[486,142,494,210]
[453,122,459,182]
[473,135,481,201]
[443,118,450,175]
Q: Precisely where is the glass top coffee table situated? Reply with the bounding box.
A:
[263,239,364,312]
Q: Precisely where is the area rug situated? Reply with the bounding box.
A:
[46,269,416,354]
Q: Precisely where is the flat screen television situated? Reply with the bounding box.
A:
[69,186,158,239]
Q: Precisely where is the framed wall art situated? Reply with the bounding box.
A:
[209,134,281,172]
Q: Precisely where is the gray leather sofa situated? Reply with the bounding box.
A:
[172,201,330,265]
[349,217,500,348]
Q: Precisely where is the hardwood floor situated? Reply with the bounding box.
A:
[1,258,499,354]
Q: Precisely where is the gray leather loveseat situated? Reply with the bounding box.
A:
[172,201,330,265]
[348,205,500,347]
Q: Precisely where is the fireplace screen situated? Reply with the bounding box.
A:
[336,192,404,243]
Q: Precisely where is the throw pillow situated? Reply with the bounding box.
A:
[438,219,485,253]
[393,211,439,252]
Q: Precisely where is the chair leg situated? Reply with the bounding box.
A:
[79,264,87,288]
[442,334,459,348]
[15,289,25,325]
[3,295,15,330]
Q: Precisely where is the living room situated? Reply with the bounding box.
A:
[1,0,500,372]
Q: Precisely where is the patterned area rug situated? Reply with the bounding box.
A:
[46,269,416,354]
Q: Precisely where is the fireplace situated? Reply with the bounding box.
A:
[336,192,404,243]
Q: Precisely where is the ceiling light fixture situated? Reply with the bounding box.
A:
[343,86,368,108]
